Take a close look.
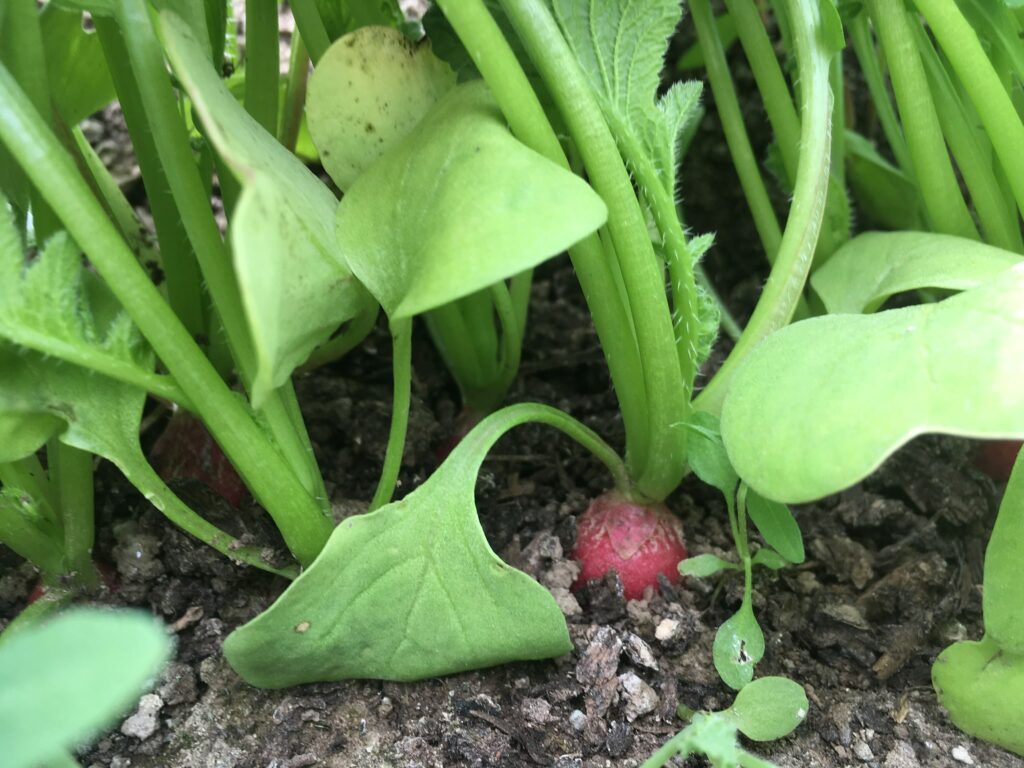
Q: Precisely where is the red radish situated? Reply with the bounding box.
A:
[27,561,119,604]
[974,440,1022,484]
[571,491,687,600]
[151,410,249,507]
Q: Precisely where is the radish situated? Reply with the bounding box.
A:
[974,441,1023,484]
[150,411,249,508]
[571,492,688,600]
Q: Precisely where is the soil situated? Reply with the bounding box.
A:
[2,15,1022,768]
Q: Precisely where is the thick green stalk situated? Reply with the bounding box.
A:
[691,0,783,260]
[490,282,523,407]
[434,0,650,480]
[49,442,96,585]
[912,0,1024,220]
[0,65,331,566]
[0,495,63,575]
[865,0,977,239]
[279,32,310,151]
[289,0,330,64]
[369,318,413,511]
[94,19,206,340]
[696,0,834,412]
[244,0,279,135]
[501,0,690,502]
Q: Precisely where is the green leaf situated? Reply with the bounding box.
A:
[933,636,1024,757]
[713,602,765,691]
[306,26,456,192]
[679,553,739,578]
[686,410,739,497]
[224,406,574,686]
[983,450,1024,653]
[720,265,1024,504]
[745,491,804,564]
[40,4,116,124]
[0,609,170,768]
[812,231,1019,314]
[726,676,809,741]
[844,130,922,232]
[334,81,608,319]
[314,0,405,41]
[161,11,373,407]
[751,548,789,571]
[50,0,114,15]
[552,0,701,196]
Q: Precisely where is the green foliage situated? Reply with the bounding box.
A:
[726,676,808,741]
[161,11,373,408]
[933,451,1024,756]
[306,26,456,192]
[721,262,1024,503]
[314,0,405,41]
[0,609,170,768]
[745,491,804,564]
[679,552,739,577]
[333,81,607,320]
[224,405,597,686]
[39,4,116,124]
[714,602,765,690]
[844,131,922,231]
[812,231,1019,314]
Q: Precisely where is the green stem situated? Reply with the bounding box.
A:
[696,264,742,341]
[912,0,1024,220]
[302,302,379,371]
[490,281,522,405]
[696,0,834,413]
[94,18,207,340]
[434,0,650,482]
[847,10,913,174]
[864,0,977,239]
[244,0,279,135]
[692,0,783,261]
[279,31,310,152]
[735,482,753,602]
[0,64,331,566]
[500,0,689,502]
[0,587,73,644]
[0,456,57,524]
[369,318,412,511]
[49,442,97,585]
[289,0,331,64]
[0,490,64,575]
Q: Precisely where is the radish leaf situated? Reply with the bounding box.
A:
[726,676,808,741]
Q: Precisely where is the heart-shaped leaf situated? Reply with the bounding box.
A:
[0,609,171,768]
[721,264,1024,503]
[812,231,1019,314]
[334,81,607,320]
[306,25,456,192]
[161,11,373,407]
[224,405,578,686]
[726,676,808,741]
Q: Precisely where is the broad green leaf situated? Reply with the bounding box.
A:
[720,265,1024,504]
[0,609,171,768]
[161,11,373,407]
[751,548,789,570]
[0,408,62,464]
[40,4,116,123]
[224,406,574,686]
[713,602,765,690]
[50,0,114,15]
[668,712,743,764]
[983,450,1024,653]
[315,0,405,41]
[812,231,1019,314]
[679,553,739,578]
[334,81,607,319]
[745,491,804,564]
[726,676,808,741]
[306,26,456,192]
[933,636,1024,756]
[552,0,702,196]
[845,131,922,232]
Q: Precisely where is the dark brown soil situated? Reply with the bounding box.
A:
[2,17,1021,768]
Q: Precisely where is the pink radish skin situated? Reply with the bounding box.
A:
[572,492,688,600]
[974,440,1023,484]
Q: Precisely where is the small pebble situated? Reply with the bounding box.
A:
[654,618,680,643]
[569,709,587,731]
[378,696,393,717]
[521,697,552,724]
[951,746,974,765]
[120,693,163,740]
[618,672,659,721]
[853,741,874,762]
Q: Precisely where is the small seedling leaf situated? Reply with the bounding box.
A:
[334,81,607,320]
[686,411,739,497]
[726,676,809,741]
[679,553,739,578]
[713,602,765,691]
[746,491,804,564]
[751,548,789,571]
[306,26,456,192]
[0,609,170,768]
[224,406,573,686]
[721,263,1024,503]
[812,230,1018,314]
[162,11,373,407]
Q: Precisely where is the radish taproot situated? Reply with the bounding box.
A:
[571,492,688,600]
